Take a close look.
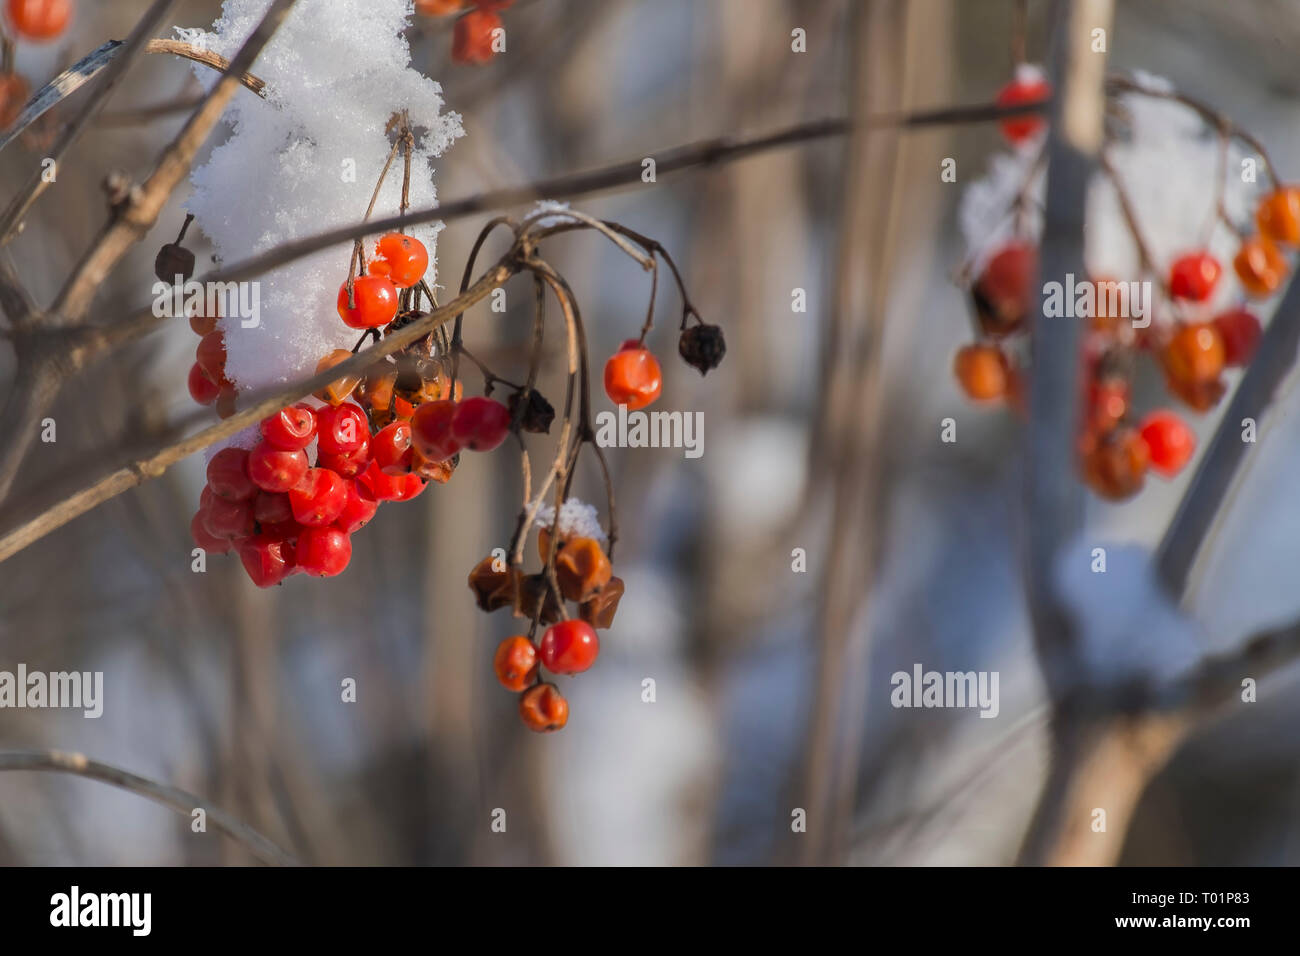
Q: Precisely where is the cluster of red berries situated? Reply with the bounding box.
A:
[414,0,513,66]
[189,231,525,585]
[950,70,1299,500]
[1,0,73,129]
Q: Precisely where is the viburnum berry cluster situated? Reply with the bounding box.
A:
[414,0,513,66]
[0,0,74,129]
[954,67,1286,501]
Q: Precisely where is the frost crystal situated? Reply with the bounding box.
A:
[536,499,608,545]
[182,0,463,397]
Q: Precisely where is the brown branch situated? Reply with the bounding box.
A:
[0,0,188,245]
[143,39,268,96]
[0,749,298,866]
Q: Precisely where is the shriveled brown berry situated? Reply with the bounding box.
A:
[507,387,555,434]
[467,555,519,613]
[554,536,612,602]
[580,576,624,629]
[1081,427,1149,501]
[678,323,726,375]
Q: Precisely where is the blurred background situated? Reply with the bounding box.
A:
[3,0,1300,865]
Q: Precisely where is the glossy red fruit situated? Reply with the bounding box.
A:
[252,490,296,531]
[190,511,233,554]
[247,441,309,493]
[238,534,295,588]
[537,619,600,675]
[371,421,413,474]
[188,362,221,405]
[604,341,663,411]
[391,472,427,502]
[297,526,352,577]
[370,233,429,288]
[452,8,502,65]
[317,439,371,479]
[519,683,568,732]
[493,636,538,692]
[410,400,461,461]
[450,396,511,452]
[994,68,1050,144]
[206,447,255,501]
[336,276,399,329]
[1213,308,1262,366]
[6,0,72,42]
[357,460,408,501]
[289,467,349,526]
[1169,251,1222,302]
[203,495,254,540]
[260,404,317,450]
[335,480,380,534]
[1139,410,1196,478]
[316,402,368,455]
[196,331,228,384]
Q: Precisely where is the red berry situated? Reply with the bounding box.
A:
[1139,410,1196,478]
[289,467,349,527]
[393,473,427,501]
[260,403,317,450]
[190,510,232,554]
[336,276,399,330]
[297,526,352,577]
[1213,309,1262,366]
[335,480,380,534]
[493,636,538,691]
[316,402,369,455]
[357,460,408,501]
[537,619,600,675]
[452,9,502,65]
[206,447,255,501]
[994,68,1050,144]
[196,331,228,384]
[216,386,238,420]
[371,233,429,288]
[252,490,296,531]
[248,440,309,493]
[188,362,221,406]
[973,242,1037,337]
[410,399,461,461]
[6,0,71,42]
[519,683,568,732]
[318,439,371,479]
[372,421,414,474]
[238,534,295,588]
[203,495,254,540]
[1169,251,1222,301]
[604,343,663,411]
[450,396,511,451]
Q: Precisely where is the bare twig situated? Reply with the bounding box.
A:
[0,749,298,866]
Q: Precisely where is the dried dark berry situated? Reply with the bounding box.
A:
[155,214,196,283]
[508,387,555,433]
[678,323,726,375]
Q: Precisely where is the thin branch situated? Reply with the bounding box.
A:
[0,0,188,245]
[0,749,298,866]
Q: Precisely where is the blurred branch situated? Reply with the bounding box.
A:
[1017,0,1113,866]
[0,749,298,866]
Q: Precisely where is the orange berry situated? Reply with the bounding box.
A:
[493,636,538,692]
[1081,426,1149,501]
[519,683,568,732]
[1162,322,1225,387]
[553,536,612,603]
[1233,236,1288,298]
[415,0,466,14]
[953,343,1009,401]
[1257,186,1300,246]
[6,0,71,42]
[604,341,663,410]
[313,349,361,406]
